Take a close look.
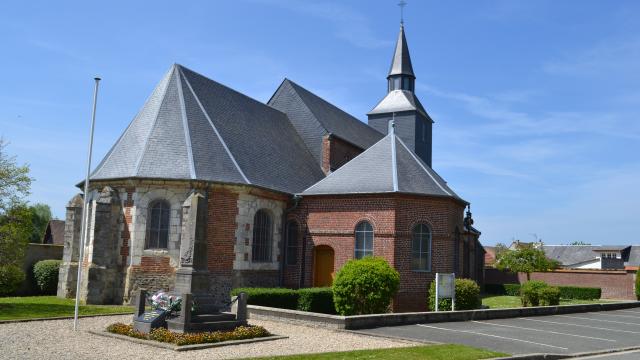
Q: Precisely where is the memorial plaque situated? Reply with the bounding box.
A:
[133,309,168,333]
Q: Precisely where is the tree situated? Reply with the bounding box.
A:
[0,139,31,216]
[495,244,559,281]
[28,203,51,243]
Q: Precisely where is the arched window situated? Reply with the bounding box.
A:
[411,223,432,271]
[354,221,374,259]
[285,220,299,265]
[146,200,170,249]
[252,209,273,262]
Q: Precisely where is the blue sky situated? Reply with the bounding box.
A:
[1,0,639,245]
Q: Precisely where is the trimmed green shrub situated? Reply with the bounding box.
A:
[231,288,298,310]
[636,268,640,300]
[297,287,335,314]
[0,264,25,296]
[505,284,521,296]
[520,281,548,307]
[32,259,62,294]
[539,286,561,306]
[429,278,482,311]
[332,257,400,315]
[558,286,601,300]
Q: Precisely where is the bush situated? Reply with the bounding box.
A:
[0,264,25,296]
[297,287,335,314]
[539,286,561,306]
[521,281,562,307]
[484,283,521,296]
[636,269,640,301]
[558,286,601,300]
[429,278,481,311]
[32,259,62,294]
[230,288,298,310]
[332,257,400,315]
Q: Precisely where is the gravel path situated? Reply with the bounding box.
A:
[0,315,418,359]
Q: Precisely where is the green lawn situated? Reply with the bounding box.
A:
[251,344,507,360]
[0,296,133,321]
[482,295,614,309]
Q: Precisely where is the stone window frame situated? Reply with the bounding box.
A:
[252,208,274,263]
[411,223,432,272]
[145,199,171,250]
[354,221,374,259]
[285,219,300,265]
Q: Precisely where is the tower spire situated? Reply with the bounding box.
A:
[387,14,415,93]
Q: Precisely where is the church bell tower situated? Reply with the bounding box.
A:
[367,21,434,167]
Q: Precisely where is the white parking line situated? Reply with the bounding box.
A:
[416,324,568,350]
[520,318,640,334]
[557,314,640,326]
[616,309,640,315]
[471,321,617,342]
[587,312,640,319]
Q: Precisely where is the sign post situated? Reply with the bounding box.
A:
[434,273,456,312]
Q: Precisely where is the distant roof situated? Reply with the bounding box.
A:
[626,246,640,267]
[388,23,415,78]
[301,129,463,201]
[543,245,639,267]
[269,79,383,155]
[43,220,65,245]
[90,64,324,194]
[368,90,430,118]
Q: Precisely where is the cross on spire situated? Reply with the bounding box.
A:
[398,0,407,24]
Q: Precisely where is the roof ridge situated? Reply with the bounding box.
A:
[178,67,251,184]
[133,65,175,176]
[176,69,196,179]
[300,134,393,194]
[395,136,452,197]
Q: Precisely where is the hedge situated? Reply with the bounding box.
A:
[230,287,336,314]
[558,286,601,300]
[32,259,62,294]
[429,278,481,311]
[485,283,601,300]
[230,288,298,310]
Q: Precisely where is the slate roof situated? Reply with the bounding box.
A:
[543,245,640,267]
[91,64,324,194]
[301,127,463,201]
[43,220,65,245]
[268,79,383,164]
[388,23,414,78]
[368,89,430,118]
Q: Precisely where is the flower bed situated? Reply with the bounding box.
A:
[106,323,270,346]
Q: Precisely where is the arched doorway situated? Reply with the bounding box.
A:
[313,245,335,287]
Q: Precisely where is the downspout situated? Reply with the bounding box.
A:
[279,194,301,287]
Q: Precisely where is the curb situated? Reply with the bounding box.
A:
[88,330,288,351]
[0,312,133,324]
[489,345,640,360]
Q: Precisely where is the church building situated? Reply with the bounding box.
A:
[58,22,484,312]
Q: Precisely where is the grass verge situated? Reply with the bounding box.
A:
[482,295,615,309]
[251,344,507,359]
[0,296,133,321]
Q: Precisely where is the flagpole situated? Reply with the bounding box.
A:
[74,77,101,331]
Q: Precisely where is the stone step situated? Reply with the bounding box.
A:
[166,319,247,333]
[191,313,236,323]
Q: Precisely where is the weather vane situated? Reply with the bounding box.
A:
[398,0,407,24]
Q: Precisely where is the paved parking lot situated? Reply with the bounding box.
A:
[360,307,640,356]
[575,350,640,359]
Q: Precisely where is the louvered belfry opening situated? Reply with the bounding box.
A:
[252,209,273,262]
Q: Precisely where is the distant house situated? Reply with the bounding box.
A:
[42,220,65,245]
[543,245,640,270]
[484,246,496,267]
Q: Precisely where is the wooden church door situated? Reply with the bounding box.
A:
[313,246,335,287]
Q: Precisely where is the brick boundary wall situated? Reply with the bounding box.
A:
[485,268,637,300]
